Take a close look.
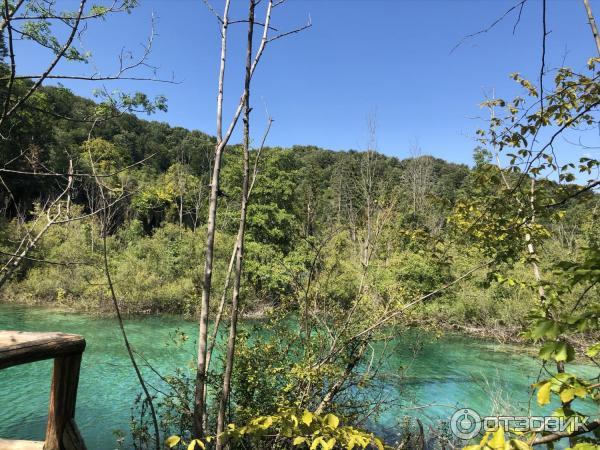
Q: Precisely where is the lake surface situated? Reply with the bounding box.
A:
[0,304,597,449]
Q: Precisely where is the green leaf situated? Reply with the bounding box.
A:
[586,342,600,358]
[531,320,553,340]
[539,341,556,360]
[554,342,575,362]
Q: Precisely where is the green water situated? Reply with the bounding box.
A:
[0,304,597,449]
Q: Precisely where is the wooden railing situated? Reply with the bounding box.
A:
[0,330,87,450]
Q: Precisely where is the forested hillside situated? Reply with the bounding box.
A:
[1,84,596,334]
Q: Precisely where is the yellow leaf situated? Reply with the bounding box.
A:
[293,436,307,446]
[165,436,181,448]
[537,381,552,406]
[311,437,325,450]
[302,410,313,426]
[323,413,339,429]
[374,437,384,450]
[573,386,588,398]
[187,439,205,450]
[290,414,299,427]
[479,432,491,447]
[261,416,274,429]
[508,439,531,450]
[560,388,575,403]
[346,437,356,450]
[488,428,505,450]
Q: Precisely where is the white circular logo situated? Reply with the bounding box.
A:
[450,408,482,440]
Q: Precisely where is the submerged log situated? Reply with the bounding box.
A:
[0,330,87,450]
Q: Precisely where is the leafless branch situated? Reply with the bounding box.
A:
[202,0,224,24]
[450,0,528,53]
[267,14,311,43]
[0,153,157,178]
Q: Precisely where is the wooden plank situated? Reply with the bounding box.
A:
[0,439,44,450]
[0,331,85,370]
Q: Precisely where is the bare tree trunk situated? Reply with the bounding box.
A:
[215,2,255,447]
[202,240,237,431]
[192,0,304,435]
[193,0,232,437]
[583,0,600,55]
[525,179,545,300]
[204,113,273,433]
[194,146,225,436]
[179,191,184,227]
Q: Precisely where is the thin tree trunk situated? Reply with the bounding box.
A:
[215,2,255,447]
[583,0,600,55]
[86,143,161,450]
[102,234,160,450]
[193,0,232,437]
[193,143,225,437]
[203,110,273,434]
[202,240,237,431]
[193,0,295,435]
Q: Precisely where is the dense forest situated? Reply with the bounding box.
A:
[1,82,596,334]
[1,1,600,450]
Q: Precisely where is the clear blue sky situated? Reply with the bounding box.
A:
[16,0,600,165]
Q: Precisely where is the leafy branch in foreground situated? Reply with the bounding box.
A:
[166,409,387,450]
[455,56,600,449]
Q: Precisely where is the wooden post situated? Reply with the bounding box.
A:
[44,354,86,450]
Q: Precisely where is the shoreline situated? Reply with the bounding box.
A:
[1,299,596,361]
[0,298,530,342]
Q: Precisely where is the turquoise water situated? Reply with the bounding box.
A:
[0,304,597,449]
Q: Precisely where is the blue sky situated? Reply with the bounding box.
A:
[16,0,600,165]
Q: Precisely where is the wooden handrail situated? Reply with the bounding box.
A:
[0,330,87,450]
[0,331,85,369]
